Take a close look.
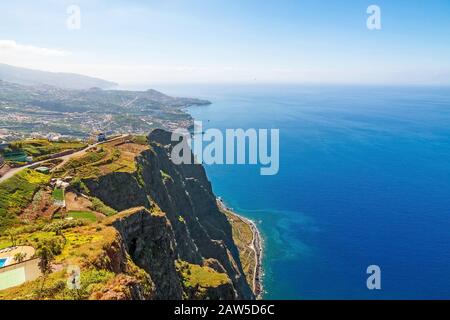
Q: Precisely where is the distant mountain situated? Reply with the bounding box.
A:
[0,63,117,90]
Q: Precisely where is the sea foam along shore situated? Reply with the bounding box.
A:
[217,198,264,299]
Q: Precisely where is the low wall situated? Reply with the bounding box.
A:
[0,258,41,290]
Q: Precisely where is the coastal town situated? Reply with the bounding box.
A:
[0,79,210,142]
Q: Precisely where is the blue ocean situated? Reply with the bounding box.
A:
[158,84,450,299]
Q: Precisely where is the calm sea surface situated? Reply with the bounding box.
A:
[152,84,450,299]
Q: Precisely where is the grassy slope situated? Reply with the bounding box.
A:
[55,140,147,179]
[89,197,117,216]
[8,139,87,158]
[176,260,231,298]
[0,222,119,300]
[0,210,154,300]
[0,169,49,232]
[51,188,64,201]
[67,211,97,222]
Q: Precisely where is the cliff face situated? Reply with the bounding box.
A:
[84,130,254,300]
[111,207,183,299]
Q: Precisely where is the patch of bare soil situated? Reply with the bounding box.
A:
[117,142,149,155]
[65,191,106,220]
[21,188,60,221]
[65,191,92,211]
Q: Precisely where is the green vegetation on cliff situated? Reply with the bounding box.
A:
[2,139,87,164]
[0,169,49,232]
[0,268,118,300]
[55,139,149,179]
[0,208,156,300]
[176,260,232,300]
[51,188,64,202]
[67,211,97,222]
[176,260,231,288]
[90,197,117,217]
[13,139,86,157]
[0,131,254,300]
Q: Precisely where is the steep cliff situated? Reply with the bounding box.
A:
[84,130,254,300]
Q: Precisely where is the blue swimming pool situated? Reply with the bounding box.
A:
[0,258,7,268]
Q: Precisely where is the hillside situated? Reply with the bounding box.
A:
[0,63,117,90]
[0,131,255,300]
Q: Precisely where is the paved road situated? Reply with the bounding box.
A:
[0,135,128,184]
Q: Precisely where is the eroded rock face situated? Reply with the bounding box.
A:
[84,129,254,300]
[88,226,156,300]
[112,208,183,299]
[85,172,150,211]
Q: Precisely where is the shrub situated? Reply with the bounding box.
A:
[90,197,117,217]
[160,170,173,183]
[42,220,85,233]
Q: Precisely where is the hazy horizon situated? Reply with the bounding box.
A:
[2,62,450,89]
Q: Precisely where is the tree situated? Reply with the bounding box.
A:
[7,230,16,247]
[14,252,26,263]
[54,224,67,246]
[37,245,54,299]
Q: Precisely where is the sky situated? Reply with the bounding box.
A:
[0,0,449,85]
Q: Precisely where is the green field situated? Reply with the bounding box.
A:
[67,211,97,222]
[52,188,65,202]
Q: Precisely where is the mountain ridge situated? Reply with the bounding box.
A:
[0,63,117,90]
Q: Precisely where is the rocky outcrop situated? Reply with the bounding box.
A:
[111,207,183,299]
[83,130,254,300]
[84,172,150,211]
[87,225,156,300]
[90,274,154,300]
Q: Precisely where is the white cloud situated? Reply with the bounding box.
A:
[0,40,71,57]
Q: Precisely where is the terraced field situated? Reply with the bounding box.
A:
[0,136,148,233]
[54,137,149,179]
